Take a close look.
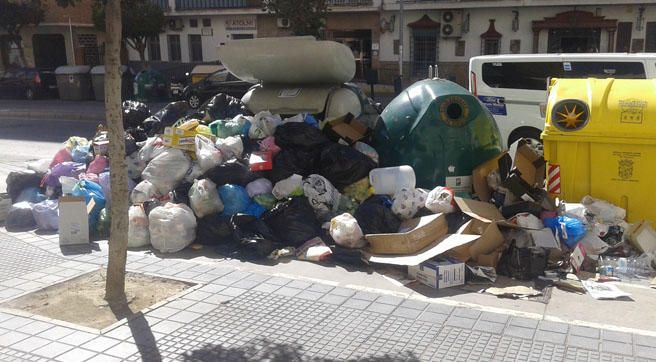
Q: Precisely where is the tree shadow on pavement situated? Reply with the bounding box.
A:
[180,337,420,362]
[109,298,163,362]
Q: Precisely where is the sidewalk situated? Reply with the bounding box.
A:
[0,228,654,361]
[0,100,167,122]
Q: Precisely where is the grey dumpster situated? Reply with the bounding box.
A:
[55,65,92,101]
[90,65,134,101]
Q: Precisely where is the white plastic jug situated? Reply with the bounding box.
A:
[369,166,416,195]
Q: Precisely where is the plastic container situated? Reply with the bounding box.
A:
[369,166,416,195]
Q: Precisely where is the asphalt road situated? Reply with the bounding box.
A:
[0,118,99,192]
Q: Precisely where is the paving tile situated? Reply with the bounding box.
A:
[218,287,247,297]
[319,294,348,306]
[102,326,134,341]
[446,316,476,329]
[0,331,30,346]
[473,320,505,334]
[570,325,601,338]
[392,307,422,319]
[329,287,356,297]
[567,335,600,351]
[273,286,302,298]
[81,336,121,353]
[425,303,454,315]
[417,311,448,324]
[151,320,184,334]
[186,302,217,314]
[399,299,429,311]
[504,325,535,339]
[636,345,656,359]
[55,348,98,362]
[104,342,139,358]
[509,317,539,329]
[182,290,212,301]
[375,294,404,306]
[147,306,179,319]
[86,354,122,362]
[165,299,196,310]
[601,340,633,355]
[197,284,226,293]
[479,312,510,324]
[601,330,633,344]
[366,302,396,314]
[192,273,219,283]
[307,283,334,294]
[188,264,214,273]
[534,330,567,344]
[31,341,74,358]
[1,316,34,330]
[252,283,281,294]
[16,320,53,334]
[538,320,569,333]
[296,290,325,301]
[203,294,233,304]
[263,276,292,286]
[11,335,51,352]
[635,334,656,347]
[230,279,261,290]
[204,266,234,276]
[168,310,202,323]
[342,298,371,310]
[59,331,98,345]
[285,280,312,290]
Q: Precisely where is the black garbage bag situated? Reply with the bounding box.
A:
[122,100,150,128]
[354,195,401,235]
[6,202,36,232]
[201,93,247,122]
[318,143,376,190]
[196,213,233,245]
[497,241,548,280]
[274,123,331,150]
[265,149,319,184]
[126,127,148,142]
[262,197,321,247]
[142,116,163,137]
[202,159,258,187]
[143,101,190,136]
[6,170,43,203]
[171,181,193,205]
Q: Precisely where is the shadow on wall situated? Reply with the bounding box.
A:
[181,337,421,362]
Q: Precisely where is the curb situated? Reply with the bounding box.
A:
[0,111,105,123]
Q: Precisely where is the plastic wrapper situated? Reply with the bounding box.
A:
[272,174,303,200]
[128,205,150,248]
[142,148,191,195]
[353,142,379,164]
[72,180,106,228]
[210,115,250,138]
[246,178,273,198]
[302,174,341,222]
[6,169,42,202]
[149,203,197,253]
[96,208,110,238]
[26,159,50,174]
[31,199,59,230]
[254,193,277,210]
[218,184,251,216]
[318,144,377,190]
[122,100,151,128]
[248,111,282,139]
[274,122,330,150]
[391,188,429,220]
[71,144,92,164]
[131,180,159,204]
[216,136,243,160]
[582,195,627,223]
[355,195,401,235]
[258,136,281,156]
[50,148,73,169]
[329,213,365,249]
[262,197,321,247]
[195,135,223,172]
[190,179,224,217]
[425,186,455,214]
[43,162,86,188]
[6,201,37,232]
[202,159,257,187]
[343,178,372,203]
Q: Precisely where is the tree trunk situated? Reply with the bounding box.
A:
[104,0,129,303]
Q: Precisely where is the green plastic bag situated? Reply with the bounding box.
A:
[253,193,277,210]
[96,208,111,238]
[209,115,249,138]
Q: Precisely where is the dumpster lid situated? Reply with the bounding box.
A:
[55,65,91,75]
[242,84,336,115]
[191,65,223,75]
[90,65,131,75]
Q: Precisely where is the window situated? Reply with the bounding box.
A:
[202,18,211,27]
[207,70,228,83]
[410,28,439,77]
[189,19,198,28]
[646,22,656,52]
[167,34,181,61]
[231,34,254,40]
[188,34,203,62]
[148,36,161,61]
[455,40,465,57]
[567,62,645,79]
[482,39,500,55]
[616,22,632,53]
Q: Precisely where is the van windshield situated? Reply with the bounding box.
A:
[482,61,646,90]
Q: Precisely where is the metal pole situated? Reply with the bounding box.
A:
[398,0,404,77]
[68,17,76,66]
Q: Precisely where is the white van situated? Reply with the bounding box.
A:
[469,54,656,148]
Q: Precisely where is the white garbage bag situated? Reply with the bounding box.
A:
[138,136,167,164]
[248,111,282,139]
[246,178,273,198]
[126,152,147,180]
[303,174,341,221]
[216,136,243,160]
[195,135,223,173]
[272,174,303,200]
[142,148,191,195]
[149,203,197,253]
[131,180,159,204]
[329,213,366,249]
[391,188,429,220]
[582,195,626,223]
[425,186,455,214]
[31,199,59,230]
[184,162,204,183]
[189,179,223,217]
[128,204,150,248]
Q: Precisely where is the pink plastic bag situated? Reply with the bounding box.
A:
[258,136,281,156]
[49,148,72,169]
[87,156,108,174]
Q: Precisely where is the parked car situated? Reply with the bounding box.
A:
[182,69,253,108]
[0,67,57,100]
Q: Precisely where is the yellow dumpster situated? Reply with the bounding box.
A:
[542,78,656,223]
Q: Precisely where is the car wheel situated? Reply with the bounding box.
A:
[25,88,35,100]
[187,94,201,109]
[508,127,543,156]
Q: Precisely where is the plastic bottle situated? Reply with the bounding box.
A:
[369,166,416,195]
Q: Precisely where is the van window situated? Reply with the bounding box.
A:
[482,62,563,90]
[568,62,646,79]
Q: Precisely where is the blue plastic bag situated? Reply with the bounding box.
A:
[544,216,586,248]
[218,184,251,216]
[244,201,266,218]
[71,144,92,164]
[304,114,319,128]
[16,187,46,204]
[72,179,106,228]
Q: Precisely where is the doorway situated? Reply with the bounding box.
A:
[332,30,372,80]
[548,28,601,53]
[32,34,67,69]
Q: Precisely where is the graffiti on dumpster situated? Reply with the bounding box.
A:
[612,151,640,182]
[619,99,647,124]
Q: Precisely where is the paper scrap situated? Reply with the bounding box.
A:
[582,280,632,300]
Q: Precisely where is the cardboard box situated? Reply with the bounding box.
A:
[58,196,90,245]
[362,233,479,266]
[163,126,215,152]
[627,220,656,254]
[408,257,465,289]
[472,153,506,202]
[365,214,448,255]
[499,139,546,188]
[323,113,369,144]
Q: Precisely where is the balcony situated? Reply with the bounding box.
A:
[174,0,251,10]
[327,0,373,5]
[151,0,170,10]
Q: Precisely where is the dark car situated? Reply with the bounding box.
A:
[182,69,253,108]
[0,68,57,99]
